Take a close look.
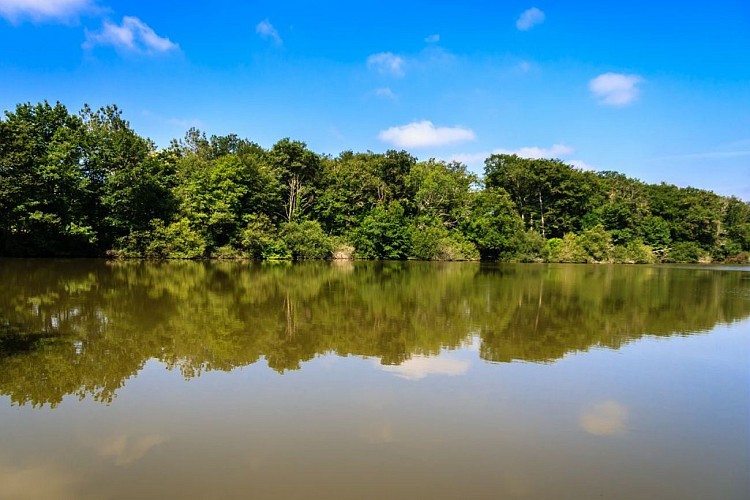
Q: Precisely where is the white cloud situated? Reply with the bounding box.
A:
[448,144,575,168]
[378,120,476,148]
[256,18,282,45]
[374,87,397,100]
[424,33,440,43]
[500,143,574,158]
[516,7,545,31]
[589,72,643,106]
[0,0,92,22]
[84,16,178,54]
[367,52,406,77]
[568,159,597,171]
[379,356,470,380]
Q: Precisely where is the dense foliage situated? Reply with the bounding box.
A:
[2,101,748,263]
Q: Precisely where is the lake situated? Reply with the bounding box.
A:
[0,260,748,499]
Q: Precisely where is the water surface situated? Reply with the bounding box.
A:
[1,260,748,499]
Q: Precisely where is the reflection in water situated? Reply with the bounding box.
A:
[96,434,168,466]
[0,260,748,407]
[379,354,471,380]
[579,401,629,436]
[0,463,80,500]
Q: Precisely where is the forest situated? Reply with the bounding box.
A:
[1,101,749,263]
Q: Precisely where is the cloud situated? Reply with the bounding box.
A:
[424,33,440,43]
[379,356,470,380]
[256,18,282,45]
[500,143,574,158]
[448,144,575,168]
[516,7,545,31]
[0,0,93,22]
[568,159,597,171]
[358,421,395,443]
[579,401,629,436]
[84,16,178,54]
[378,120,476,148]
[589,72,643,106]
[374,87,397,100]
[367,52,406,77]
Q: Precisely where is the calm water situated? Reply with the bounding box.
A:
[0,260,748,499]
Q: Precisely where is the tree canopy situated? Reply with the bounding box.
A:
[1,101,748,263]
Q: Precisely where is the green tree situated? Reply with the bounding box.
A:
[463,187,523,260]
[407,159,476,229]
[0,101,95,255]
[81,105,177,249]
[723,197,750,252]
[485,154,602,238]
[351,201,411,259]
[269,138,321,222]
[313,152,384,234]
[280,220,333,260]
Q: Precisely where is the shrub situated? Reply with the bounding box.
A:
[240,214,289,260]
[350,202,410,259]
[612,240,656,264]
[666,241,707,263]
[579,224,613,262]
[548,233,589,263]
[146,218,207,259]
[510,230,548,262]
[280,220,333,260]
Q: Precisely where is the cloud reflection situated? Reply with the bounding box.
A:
[0,462,80,500]
[579,401,629,436]
[359,421,395,444]
[379,355,470,380]
[96,434,167,466]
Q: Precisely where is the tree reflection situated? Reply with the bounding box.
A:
[1,260,748,406]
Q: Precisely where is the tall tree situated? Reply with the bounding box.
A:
[268,139,321,222]
[0,101,94,255]
[82,105,177,248]
[485,154,602,238]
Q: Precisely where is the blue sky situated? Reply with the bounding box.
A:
[1,0,749,198]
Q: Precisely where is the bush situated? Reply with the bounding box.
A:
[509,230,548,262]
[411,222,479,261]
[612,240,655,264]
[725,251,749,264]
[548,233,589,263]
[578,224,613,262]
[666,241,707,263]
[280,220,333,260]
[145,218,207,259]
[350,202,410,259]
[212,245,244,259]
[240,214,289,260]
[436,233,480,261]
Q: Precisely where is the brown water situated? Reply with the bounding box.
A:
[0,260,748,499]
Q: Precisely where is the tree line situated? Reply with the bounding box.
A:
[1,101,748,263]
